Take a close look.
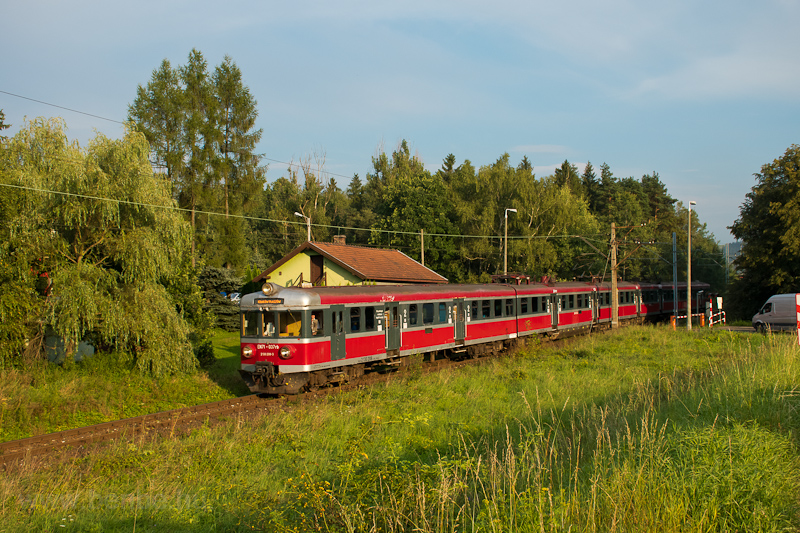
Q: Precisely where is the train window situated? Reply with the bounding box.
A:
[278,310,301,337]
[350,307,361,332]
[409,304,418,326]
[262,312,277,337]
[533,297,540,313]
[482,300,491,318]
[310,311,323,336]
[520,298,528,314]
[438,302,447,323]
[568,295,575,309]
[365,307,375,331]
[423,303,435,325]
[471,301,479,320]
[494,299,502,317]
[242,311,259,337]
[506,299,514,316]
[577,294,583,308]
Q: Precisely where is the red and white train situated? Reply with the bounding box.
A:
[239,280,709,394]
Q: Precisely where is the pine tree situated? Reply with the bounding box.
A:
[128,50,265,270]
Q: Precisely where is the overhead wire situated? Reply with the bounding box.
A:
[1,88,359,183]
[0,182,612,244]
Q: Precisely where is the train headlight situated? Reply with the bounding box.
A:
[242,345,254,359]
[279,346,293,359]
[262,283,277,296]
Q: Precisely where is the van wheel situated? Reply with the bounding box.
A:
[756,323,768,334]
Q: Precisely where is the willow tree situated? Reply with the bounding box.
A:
[1,118,207,375]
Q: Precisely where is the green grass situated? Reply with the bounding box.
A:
[3,326,800,532]
[0,329,247,442]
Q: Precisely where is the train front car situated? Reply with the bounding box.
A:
[239,283,328,394]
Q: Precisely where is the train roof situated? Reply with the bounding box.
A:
[239,280,712,308]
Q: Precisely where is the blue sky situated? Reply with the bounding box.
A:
[2,0,799,243]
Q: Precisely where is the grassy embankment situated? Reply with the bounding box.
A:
[3,326,800,532]
[0,330,246,442]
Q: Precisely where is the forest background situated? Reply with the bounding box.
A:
[1,49,796,375]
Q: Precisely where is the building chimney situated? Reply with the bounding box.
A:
[333,235,346,245]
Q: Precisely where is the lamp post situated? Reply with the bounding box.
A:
[504,208,517,276]
[294,212,311,242]
[687,201,696,330]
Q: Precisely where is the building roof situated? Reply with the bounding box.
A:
[253,241,449,285]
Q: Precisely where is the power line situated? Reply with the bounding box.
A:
[1,88,360,183]
[0,182,609,243]
[0,90,126,125]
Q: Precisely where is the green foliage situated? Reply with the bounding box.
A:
[730,144,800,317]
[370,142,460,279]
[0,109,9,136]
[197,266,242,332]
[0,118,203,375]
[128,49,266,271]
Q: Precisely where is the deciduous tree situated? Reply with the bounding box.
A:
[730,144,800,315]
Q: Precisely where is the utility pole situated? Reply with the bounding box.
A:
[672,232,678,320]
[504,208,517,275]
[687,201,696,331]
[294,212,311,242]
[420,229,424,266]
[611,222,618,329]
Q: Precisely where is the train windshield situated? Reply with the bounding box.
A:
[241,309,317,338]
[242,311,259,337]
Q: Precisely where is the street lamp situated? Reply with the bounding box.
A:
[504,208,517,276]
[687,201,696,331]
[294,212,311,242]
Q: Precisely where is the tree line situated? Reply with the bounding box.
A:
[0,49,746,373]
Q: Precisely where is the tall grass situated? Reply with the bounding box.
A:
[3,327,800,532]
[0,329,246,442]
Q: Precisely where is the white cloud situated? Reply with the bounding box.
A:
[630,47,800,101]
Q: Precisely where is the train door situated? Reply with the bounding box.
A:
[384,302,400,354]
[550,293,559,329]
[330,305,346,360]
[454,299,466,344]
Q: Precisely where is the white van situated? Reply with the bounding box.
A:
[752,293,799,333]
